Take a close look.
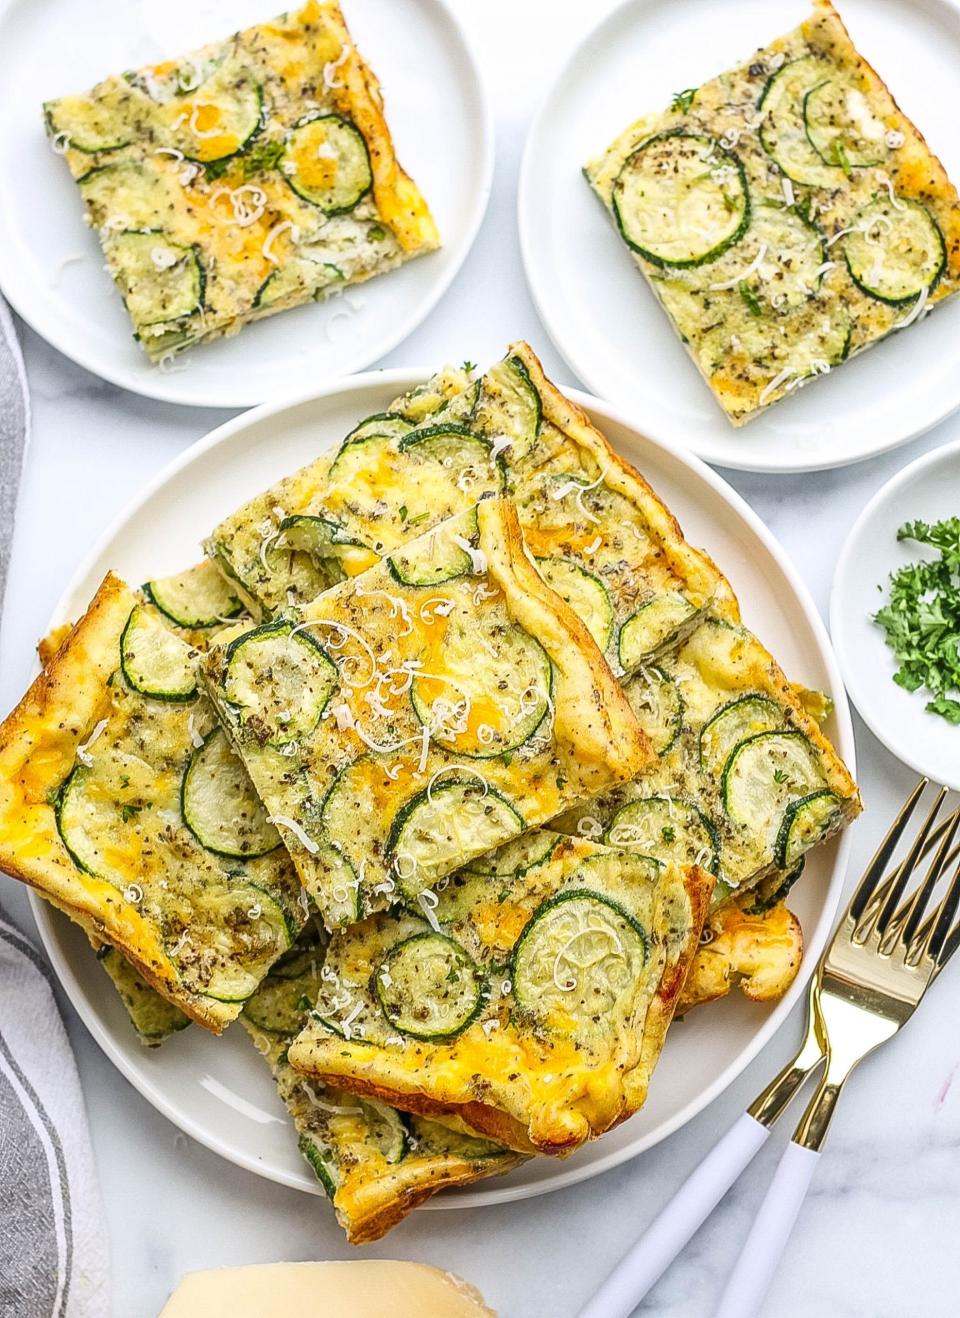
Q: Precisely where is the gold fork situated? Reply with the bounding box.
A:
[578,781,960,1318]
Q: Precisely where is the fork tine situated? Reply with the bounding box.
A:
[920,850,960,964]
[867,786,947,941]
[882,808,960,954]
[848,778,929,924]
[861,816,960,930]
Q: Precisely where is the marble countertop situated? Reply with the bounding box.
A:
[3,3,960,1315]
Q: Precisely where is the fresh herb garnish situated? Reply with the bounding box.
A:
[120,803,143,823]
[671,88,697,113]
[204,138,285,182]
[874,517,960,725]
[738,282,764,317]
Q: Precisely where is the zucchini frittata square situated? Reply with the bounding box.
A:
[43,0,438,362]
[288,831,713,1155]
[201,497,653,930]
[585,0,960,424]
[206,341,723,675]
[0,573,304,1032]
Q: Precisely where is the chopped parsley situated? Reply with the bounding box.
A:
[120,802,144,823]
[874,517,960,724]
[671,88,697,113]
[738,282,764,317]
[205,138,285,182]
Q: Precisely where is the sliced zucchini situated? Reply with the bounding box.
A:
[613,132,750,268]
[253,257,343,310]
[284,115,372,214]
[699,694,787,778]
[465,830,557,878]
[624,665,684,756]
[376,932,483,1041]
[344,412,414,444]
[398,423,504,490]
[181,728,280,859]
[536,557,614,653]
[165,63,263,163]
[299,1132,338,1198]
[143,560,243,629]
[56,767,105,876]
[171,882,292,1003]
[120,605,197,701]
[242,958,323,1034]
[387,533,472,587]
[279,515,377,578]
[360,1100,409,1163]
[44,92,133,153]
[512,890,648,1038]
[95,945,191,1043]
[387,779,524,900]
[775,790,842,869]
[410,622,552,757]
[617,594,696,673]
[110,231,204,327]
[313,841,363,929]
[743,857,805,916]
[79,161,174,229]
[434,378,482,425]
[758,56,842,188]
[843,198,946,306]
[472,355,542,461]
[721,731,825,837]
[803,80,888,169]
[223,621,338,746]
[605,797,719,874]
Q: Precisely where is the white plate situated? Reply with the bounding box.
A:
[29,370,855,1205]
[831,438,960,790]
[0,0,491,408]
[518,0,960,473]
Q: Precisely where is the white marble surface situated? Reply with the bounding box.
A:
[3,3,960,1315]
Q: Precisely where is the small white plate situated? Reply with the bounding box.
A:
[0,0,492,408]
[831,437,960,790]
[518,0,960,473]
[28,368,855,1205]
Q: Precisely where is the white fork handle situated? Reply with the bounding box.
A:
[713,1140,820,1318]
[577,1113,769,1318]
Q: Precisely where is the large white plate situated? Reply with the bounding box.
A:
[518,0,960,473]
[0,0,492,408]
[29,369,855,1205]
[831,435,960,791]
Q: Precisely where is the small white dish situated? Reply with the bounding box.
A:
[0,0,492,408]
[518,0,960,473]
[831,436,960,791]
[28,367,855,1205]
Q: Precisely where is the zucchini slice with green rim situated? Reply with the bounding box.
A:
[111,231,204,327]
[96,945,191,1042]
[613,132,750,268]
[843,198,946,305]
[512,889,648,1037]
[624,665,684,756]
[398,423,503,483]
[279,515,376,578]
[605,797,720,874]
[387,779,524,900]
[410,622,552,758]
[313,840,363,928]
[299,1132,338,1198]
[360,1100,409,1163]
[344,411,415,444]
[803,80,888,169]
[617,594,696,673]
[143,560,243,629]
[743,857,805,915]
[242,958,323,1034]
[758,56,842,187]
[721,731,825,835]
[465,830,557,878]
[376,931,483,1041]
[472,355,542,461]
[387,534,472,587]
[223,620,337,746]
[44,93,133,153]
[55,766,104,875]
[253,257,344,310]
[120,604,197,701]
[283,114,372,214]
[168,64,263,163]
[433,378,482,425]
[535,557,614,653]
[79,161,174,228]
[171,881,292,1003]
[699,694,787,778]
[775,790,841,869]
[181,728,280,859]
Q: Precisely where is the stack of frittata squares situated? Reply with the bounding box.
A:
[0,342,859,1242]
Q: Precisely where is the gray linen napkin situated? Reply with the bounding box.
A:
[0,296,30,631]
[0,910,110,1317]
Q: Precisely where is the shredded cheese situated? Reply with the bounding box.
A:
[76,718,109,766]
[267,815,319,854]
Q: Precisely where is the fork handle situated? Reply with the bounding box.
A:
[712,1140,820,1318]
[577,1113,769,1318]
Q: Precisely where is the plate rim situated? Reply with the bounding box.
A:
[28,368,856,1206]
[517,0,960,475]
[829,434,960,791]
[0,0,494,408]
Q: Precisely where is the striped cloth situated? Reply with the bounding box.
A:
[0,910,109,1318]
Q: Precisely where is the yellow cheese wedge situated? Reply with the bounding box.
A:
[158,1261,495,1318]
